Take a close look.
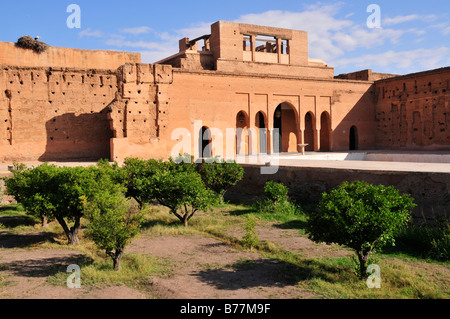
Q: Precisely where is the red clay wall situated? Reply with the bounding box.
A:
[0,65,117,161]
[375,67,450,150]
[109,63,376,162]
[0,42,141,70]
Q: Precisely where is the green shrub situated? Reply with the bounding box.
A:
[252,181,302,216]
[242,215,259,249]
[306,181,416,279]
[151,161,218,227]
[428,220,450,261]
[263,181,288,204]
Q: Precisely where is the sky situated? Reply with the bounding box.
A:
[1,0,449,75]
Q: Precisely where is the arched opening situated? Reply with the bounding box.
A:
[199,126,212,158]
[304,112,315,151]
[273,103,299,153]
[350,126,358,151]
[320,112,331,152]
[255,111,267,154]
[236,111,250,155]
[273,105,282,153]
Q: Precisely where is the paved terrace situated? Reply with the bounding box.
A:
[1,151,450,175]
[236,151,450,174]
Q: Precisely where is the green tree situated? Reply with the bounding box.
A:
[152,164,217,227]
[199,159,244,204]
[84,194,144,271]
[306,181,416,279]
[4,163,56,227]
[119,158,161,209]
[5,163,122,245]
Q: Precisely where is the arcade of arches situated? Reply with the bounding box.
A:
[230,103,334,156]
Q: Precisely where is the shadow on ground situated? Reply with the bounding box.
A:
[0,215,38,228]
[0,231,57,248]
[192,256,349,290]
[0,255,91,278]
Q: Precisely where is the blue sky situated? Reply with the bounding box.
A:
[1,0,449,75]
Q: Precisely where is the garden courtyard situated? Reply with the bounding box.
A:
[0,202,449,299]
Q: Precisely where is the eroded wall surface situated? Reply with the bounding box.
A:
[375,67,450,150]
[0,42,141,70]
[0,65,117,161]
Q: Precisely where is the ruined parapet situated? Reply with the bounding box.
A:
[108,63,173,162]
[0,41,141,70]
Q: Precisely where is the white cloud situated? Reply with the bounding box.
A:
[383,14,420,26]
[177,22,213,39]
[140,49,179,63]
[121,26,152,35]
[84,2,449,72]
[105,38,163,51]
[78,28,103,38]
[383,14,438,26]
[333,28,404,52]
[333,47,449,73]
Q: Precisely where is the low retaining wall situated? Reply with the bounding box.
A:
[230,165,450,222]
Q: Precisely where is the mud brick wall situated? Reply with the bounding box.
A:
[0,42,141,70]
[231,164,450,221]
[375,67,450,151]
[108,63,173,162]
[0,65,118,161]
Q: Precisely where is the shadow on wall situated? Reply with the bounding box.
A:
[230,165,449,222]
[38,107,112,162]
[333,86,376,151]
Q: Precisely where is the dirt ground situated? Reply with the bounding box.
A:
[0,222,351,300]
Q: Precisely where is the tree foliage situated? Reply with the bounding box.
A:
[199,159,244,204]
[4,163,55,227]
[4,162,123,245]
[151,160,217,227]
[306,181,416,278]
[84,194,144,271]
[119,158,161,208]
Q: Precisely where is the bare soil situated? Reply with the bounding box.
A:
[0,222,351,299]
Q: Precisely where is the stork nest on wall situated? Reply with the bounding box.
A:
[16,36,49,54]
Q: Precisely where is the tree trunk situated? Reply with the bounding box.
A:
[183,216,189,228]
[113,249,124,271]
[41,214,48,228]
[56,216,80,245]
[357,251,371,279]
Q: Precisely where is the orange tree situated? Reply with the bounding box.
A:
[306,181,416,279]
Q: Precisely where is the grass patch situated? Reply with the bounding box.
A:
[48,252,173,288]
[260,248,449,299]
